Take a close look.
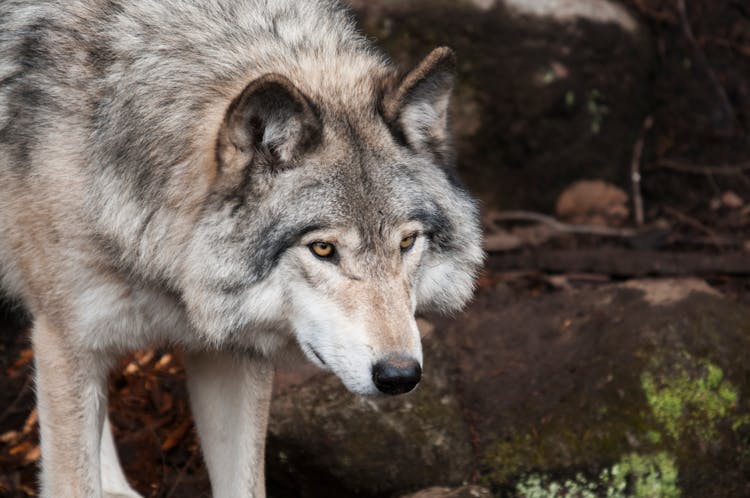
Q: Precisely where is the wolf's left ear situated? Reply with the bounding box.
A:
[217,74,321,174]
[382,47,456,165]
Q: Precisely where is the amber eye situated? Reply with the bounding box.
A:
[400,234,416,252]
[309,241,335,259]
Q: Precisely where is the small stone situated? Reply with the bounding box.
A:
[721,190,744,209]
[555,179,629,226]
[400,485,493,498]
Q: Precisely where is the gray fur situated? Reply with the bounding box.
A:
[0,1,483,496]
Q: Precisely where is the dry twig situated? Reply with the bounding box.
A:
[0,377,32,426]
[657,159,750,175]
[628,0,678,24]
[164,450,199,498]
[699,36,750,58]
[489,249,750,277]
[486,210,639,238]
[662,205,729,248]
[630,116,653,226]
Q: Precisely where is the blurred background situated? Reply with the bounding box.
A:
[2,0,750,496]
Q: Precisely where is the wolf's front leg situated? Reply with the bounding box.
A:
[33,316,111,498]
[184,351,274,498]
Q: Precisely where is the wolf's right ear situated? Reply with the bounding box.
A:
[217,74,321,174]
[381,47,457,165]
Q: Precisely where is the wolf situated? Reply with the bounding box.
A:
[0,0,483,496]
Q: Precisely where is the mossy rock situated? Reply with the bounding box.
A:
[437,279,750,497]
[266,339,473,498]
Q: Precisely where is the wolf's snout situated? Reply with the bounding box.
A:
[372,356,421,395]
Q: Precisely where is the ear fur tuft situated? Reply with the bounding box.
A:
[217,74,321,174]
[382,47,457,164]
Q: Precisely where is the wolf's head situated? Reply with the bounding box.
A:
[183,48,483,396]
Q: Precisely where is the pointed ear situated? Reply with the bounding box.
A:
[217,74,321,174]
[382,47,457,165]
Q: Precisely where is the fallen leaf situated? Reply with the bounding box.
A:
[8,348,34,377]
[22,445,40,465]
[0,430,20,444]
[159,393,174,414]
[124,362,140,375]
[9,441,33,457]
[161,419,191,452]
[22,409,37,435]
[155,354,173,371]
[135,350,155,366]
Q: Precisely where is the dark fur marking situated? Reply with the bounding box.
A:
[18,19,55,71]
[299,266,319,289]
[306,343,327,365]
[376,85,410,149]
[221,220,329,292]
[86,39,117,78]
[409,203,455,253]
[136,209,157,248]
[1,18,60,173]
[0,71,23,88]
[1,85,54,173]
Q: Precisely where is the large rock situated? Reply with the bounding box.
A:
[345,0,653,210]
[441,279,750,497]
[266,339,473,497]
[266,279,750,497]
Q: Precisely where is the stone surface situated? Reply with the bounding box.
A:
[266,339,473,497]
[503,0,638,32]
[440,279,750,498]
[267,279,750,497]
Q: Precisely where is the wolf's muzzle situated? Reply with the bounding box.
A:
[372,356,421,395]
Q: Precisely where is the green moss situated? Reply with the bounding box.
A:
[515,452,680,498]
[732,414,750,432]
[641,354,739,440]
[479,401,655,487]
[607,453,680,498]
[645,430,662,444]
[480,434,537,486]
[516,473,599,498]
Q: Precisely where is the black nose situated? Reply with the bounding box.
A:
[372,356,421,395]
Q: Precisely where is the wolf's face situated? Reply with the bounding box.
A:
[283,223,426,395]
[182,48,483,395]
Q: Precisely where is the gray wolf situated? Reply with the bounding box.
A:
[0,0,483,496]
